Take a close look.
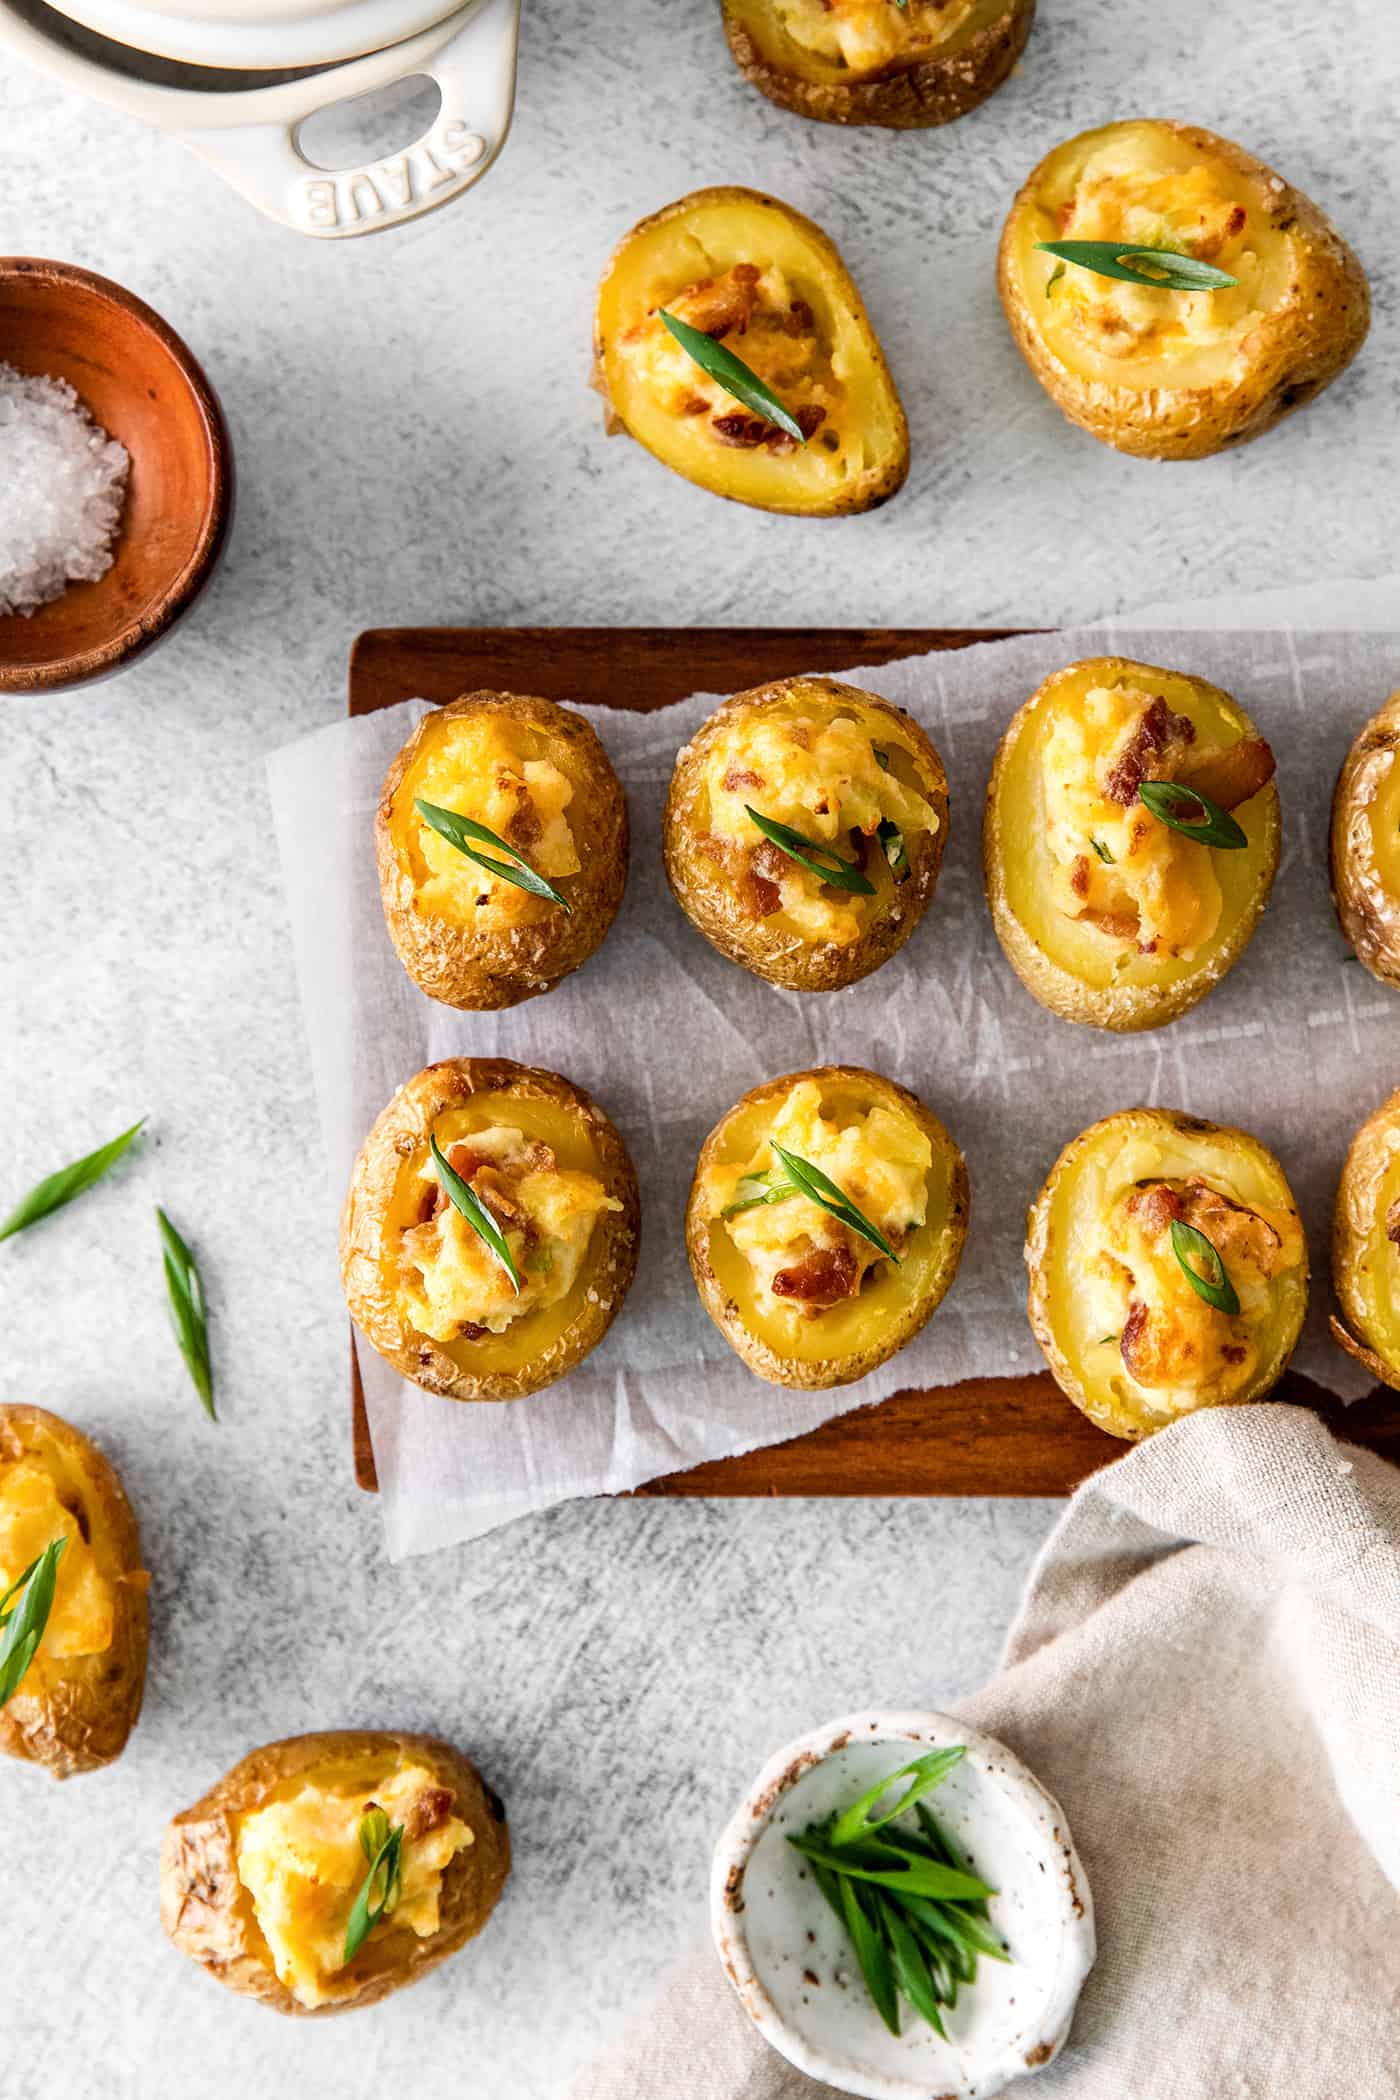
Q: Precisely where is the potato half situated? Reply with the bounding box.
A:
[160,1729,510,2016]
[594,186,908,516]
[1026,1108,1308,1441]
[687,1066,969,1389]
[0,1404,148,1779]
[721,0,1035,130]
[984,656,1280,1033]
[1329,691,1400,989]
[376,691,628,1013]
[998,119,1369,460]
[665,677,949,993]
[1330,1088,1400,1392]
[340,1058,640,1403]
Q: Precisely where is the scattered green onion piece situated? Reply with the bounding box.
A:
[157,1207,215,1421]
[878,818,909,880]
[1170,1217,1241,1315]
[344,1810,404,1964]
[1137,778,1247,849]
[1090,837,1115,865]
[0,1119,146,1245]
[0,1536,67,1708]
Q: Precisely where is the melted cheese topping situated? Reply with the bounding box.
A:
[1042,683,1222,958]
[235,1764,472,2010]
[0,1461,113,1660]
[703,1078,930,1318]
[399,1123,619,1341]
[775,0,976,69]
[410,716,578,934]
[706,708,936,945]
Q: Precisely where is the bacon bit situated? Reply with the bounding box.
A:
[1119,1298,1150,1377]
[448,1145,489,1183]
[846,827,870,872]
[1387,1198,1400,1249]
[784,299,815,337]
[771,1243,860,1307]
[1181,1179,1282,1271]
[1081,906,1141,942]
[681,395,710,416]
[475,1167,526,1228]
[743,840,787,920]
[525,1141,558,1174]
[766,404,827,456]
[1179,737,1276,813]
[1221,1343,1248,1365]
[671,268,759,341]
[1069,854,1091,899]
[1127,1182,1184,1238]
[506,799,542,852]
[455,1321,489,1342]
[1103,697,1197,806]
[404,1785,456,1840]
[712,413,769,448]
[415,1182,443,1225]
[1058,201,1075,234]
[723,765,764,792]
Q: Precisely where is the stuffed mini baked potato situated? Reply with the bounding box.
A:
[665,677,948,992]
[1329,1088,1400,1392]
[594,187,908,516]
[721,0,1035,130]
[998,119,1370,460]
[0,1404,148,1779]
[687,1066,968,1389]
[160,1729,510,2015]
[1329,691,1400,989]
[376,691,628,1012]
[1026,1107,1308,1441]
[340,1057,640,1403]
[984,657,1279,1032]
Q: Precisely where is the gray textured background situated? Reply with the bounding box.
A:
[1,0,1396,2093]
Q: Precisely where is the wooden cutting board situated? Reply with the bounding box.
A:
[345,626,1400,1496]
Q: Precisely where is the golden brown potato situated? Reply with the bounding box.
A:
[593,186,908,516]
[376,691,628,1012]
[1026,1107,1308,1441]
[0,1404,148,1779]
[340,1058,640,1403]
[665,677,949,992]
[721,0,1035,129]
[687,1066,969,1389]
[160,1729,510,2016]
[1330,1088,1400,1392]
[1329,691,1400,989]
[998,119,1370,460]
[983,656,1280,1033]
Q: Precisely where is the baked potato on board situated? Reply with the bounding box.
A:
[1329,691,1400,989]
[998,119,1370,460]
[721,0,1035,130]
[664,676,949,992]
[687,1066,969,1389]
[983,656,1279,1033]
[376,691,628,1012]
[1330,1089,1400,1393]
[0,1404,148,1779]
[341,1057,640,1404]
[160,1729,509,2015]
[1026,1108,1308,1441]
[593,187,908,516]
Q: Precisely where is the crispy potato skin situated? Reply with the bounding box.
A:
[376,691,628,1013]
[983,656,1280,1033]
[1329,691,1400,990]
[722,0,1035,129]
[1330,1087,1400,1393]
[160,1729,510,2017]
[593,186,908,517]
[1025,1107,1308,1440]
[664,678,950,992]
[340,1058,640,1403]
[686,1065,969,1389]
[998,120,1370,460]
[0,1405,147,1780]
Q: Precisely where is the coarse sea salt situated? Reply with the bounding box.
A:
[0,360,129,618]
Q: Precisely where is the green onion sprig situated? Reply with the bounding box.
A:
[745,807,875,896]
[344,1807,405,1965]
[0,1537,67,1708]
[429,1135,522,1295]
[1034,240,1240,292]
[415,799,572,914]
[722,1144,901,1267]
[657,310,806,446]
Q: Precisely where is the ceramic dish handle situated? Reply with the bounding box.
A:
[176,0,519,239]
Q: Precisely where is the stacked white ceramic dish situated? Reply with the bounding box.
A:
[0,0,520,236]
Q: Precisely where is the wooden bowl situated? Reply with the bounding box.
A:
[0,258,232,693]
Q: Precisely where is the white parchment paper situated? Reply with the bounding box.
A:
[269,624,1400,1558]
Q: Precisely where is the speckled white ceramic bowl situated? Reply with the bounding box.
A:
[711,1711,1096,2100]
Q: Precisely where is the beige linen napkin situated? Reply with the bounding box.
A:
[568,1404,1400,2100]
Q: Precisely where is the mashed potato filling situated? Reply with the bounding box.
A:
[235,1764,472,2010]
[410,715,578,934]
[704,1078,930,1318]
[705,708,936,945]
[775,0,976,69]
[399,1124,620,1341]
[0,1461,113,1659]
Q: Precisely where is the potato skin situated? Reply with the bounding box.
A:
[983,656,1280,1033]
[376,691,628,1013]
[1330,1087,1400,1392]
[0,1405,148,1780]
[160,1729,510,2017]
[340,1058,640,1404]
[1329,691,1400,989]
[593,186,909,517]
[721,0,1034,129]
[998,120,1370,460]
[664,678,949,992]
[686,1065,969,1389]
[1026,1107,1308,1440]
